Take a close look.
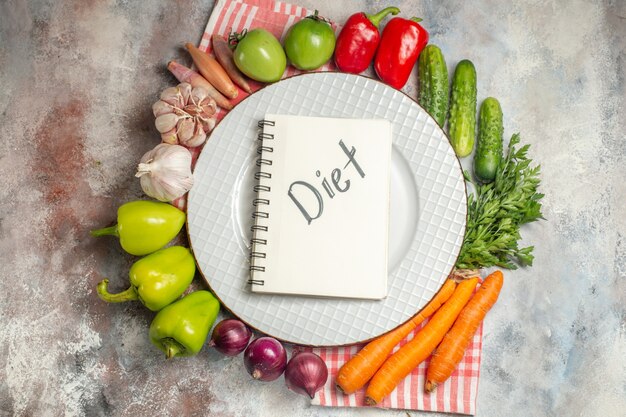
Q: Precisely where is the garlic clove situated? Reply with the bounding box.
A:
[155,113,180,133]
[176,117,195,143]
[183,121,207,148]
[199,102,217,118]
[203,97,218,113]
[160,86,183,107]
[152,100,174,117]
[201,116,216,133]
[152,174,194,202]
[161,127,178,144]
[200,95,216,106]
[191,86,209,104]
[179,82,192,105]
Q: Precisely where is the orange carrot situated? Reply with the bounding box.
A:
[167,60,233,110]
[211,34,252,94]
[186,42,238,99]
[336,279,457,394]
[425,270,504,393]
[364,277,479,405]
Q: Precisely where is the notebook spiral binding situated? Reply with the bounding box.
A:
[248,119,275,285]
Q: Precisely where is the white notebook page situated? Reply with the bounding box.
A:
[250,114,392,299]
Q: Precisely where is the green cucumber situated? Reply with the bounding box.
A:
[448,59,477,157]
[418,44,449,127]
[474,97,504,183]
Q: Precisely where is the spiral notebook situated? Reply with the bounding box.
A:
[248,114,392,299]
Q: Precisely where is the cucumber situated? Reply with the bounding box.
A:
[448,59,477,157]
[418,44,449,127]
[474,97,503,183]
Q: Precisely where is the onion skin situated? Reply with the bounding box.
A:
[284,352,328,399]
[208,319,252,356]
[243,337,287,381]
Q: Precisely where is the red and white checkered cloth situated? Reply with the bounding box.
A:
[306,319,482,415]
[194,0,484,414]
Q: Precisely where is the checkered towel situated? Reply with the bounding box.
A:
[196,0,484,414]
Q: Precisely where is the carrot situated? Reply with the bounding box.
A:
[211,34,252,94]
[186,42,238,99]
[425,270,504,393]
[167,60,233,110]
[364,277,479,405]
[336,279,457,394]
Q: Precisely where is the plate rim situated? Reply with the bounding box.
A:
[186,71,468,347]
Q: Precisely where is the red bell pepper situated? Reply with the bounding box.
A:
[374,17,429,89]
[334,6,400,74]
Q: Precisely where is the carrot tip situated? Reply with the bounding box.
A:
[185,42,194,50]
[424,381,437,393]
[364,397,377,406]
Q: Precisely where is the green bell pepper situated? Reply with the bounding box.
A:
[96,246,196,311]
[90,200,186,256]
[149,290,220,358]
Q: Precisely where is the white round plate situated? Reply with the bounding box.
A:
[187,72,466,346]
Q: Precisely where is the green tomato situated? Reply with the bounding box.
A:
[284,11,336,71]
[233,29,286,83]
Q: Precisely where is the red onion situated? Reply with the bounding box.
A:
[208,319,252,356]
[243,337,287,381]
[284,351,328,399]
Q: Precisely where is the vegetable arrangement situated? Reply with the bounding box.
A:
[92,200,328,394]
[365,277,480,404]
[341,90,540,400]
[90,2,544,409]
[91,9,350,397]
[425,271,504,393]
[336,279,457,394]
[328,6,544,405]
[91,200,220,358]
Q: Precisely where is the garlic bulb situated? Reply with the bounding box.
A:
[136,143,194,202]
[152,82,217,148]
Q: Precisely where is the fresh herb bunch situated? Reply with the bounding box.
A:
[456,134,544,270]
